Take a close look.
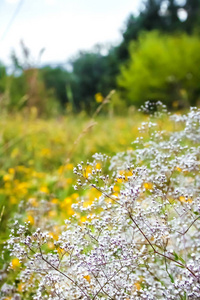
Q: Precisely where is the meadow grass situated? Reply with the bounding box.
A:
[0,111,147,247]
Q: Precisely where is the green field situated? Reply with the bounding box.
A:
[0,111,147,242]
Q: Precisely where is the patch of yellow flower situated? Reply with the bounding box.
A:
[85,165,92,177]
[66,163,74,170]
[8,168,15,174]
[58,163,74,174]
[119,138,126,145]
[26,215,34,225]
[84,274,91,282]
[51,198,59,204]
[179,196,192,203]
[9,196,17,204]
[134,276,144,291]
[116,170,132,183]
[66,177,73,184]
[49,226,60,241]
[39,186,49,194]
[11,258,21,269]
[143,182,153,190]
[47,242,55,250]
[176,166,182,172]
[3,174,13,181]
[14,181,29,196]
[95,92,104,103]
[72,193,79,200]
[112,184,120,198]
[32,171,45,178]
[134,281,142,291]
[17,283,24,293]
[16,165,29,174]
[60,197,74,216]
[80,216,87,223]
[40,148,51,157]
[95,162,101,170]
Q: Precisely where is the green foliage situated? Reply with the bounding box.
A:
[70,48,117,112]
[118,31,200,107]
[0,62,7,94]
[117,0,200,62]
[40,66,71,107]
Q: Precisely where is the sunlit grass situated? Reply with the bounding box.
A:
[0,111,150,247]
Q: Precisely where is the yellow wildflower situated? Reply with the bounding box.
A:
[17,283,24,292]
[80,216,87,223]
[66,178,73,184]
[8,168,15,174]
[11,258,21,269]
[26,215,34,225]
[49,232,58,240]
[143,182,153,190]
[84,275,91,282]
[51,198,59,204]
[3,174,12,181]
[10,196,17,204]
[176,167,182,172]
[66,163,73,170]
[85,165,92,177]
[58,165,65,174]
[95,93,104,103]
[72,193,79,200]
[134,281,141,291]
[40,148,51,157]
[83,199,93,208]
[40,186,49,194]
[47,242,55,250]
[179,196,192,203]
[113,185,120,192]
[64,197,72,205]
[95,162,101,170]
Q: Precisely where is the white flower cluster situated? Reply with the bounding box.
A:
[4,106,200,299]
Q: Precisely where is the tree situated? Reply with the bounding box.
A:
[118,31,200,108]
[40,66,71,107]
[184,0,200,32]
[116,0,200,62]
[69,48,117,112]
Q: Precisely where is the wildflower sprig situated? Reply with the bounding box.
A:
[4,105,200,299]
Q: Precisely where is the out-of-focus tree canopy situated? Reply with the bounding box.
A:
[40,66,71,107]
[118,31,200,108]
[117,0,200,62]
[68,47,119,111]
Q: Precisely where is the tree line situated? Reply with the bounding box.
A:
[1,0,200,115]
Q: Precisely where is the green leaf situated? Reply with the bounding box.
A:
[175,264,185,268]
[173,251,179,261]
[179,256,186,264]
[169,273,174,283]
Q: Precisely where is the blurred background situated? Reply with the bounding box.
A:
[0,0,200,116]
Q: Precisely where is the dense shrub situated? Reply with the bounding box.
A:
[118,31,200,108]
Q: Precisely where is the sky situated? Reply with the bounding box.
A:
[0,0,141,67]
